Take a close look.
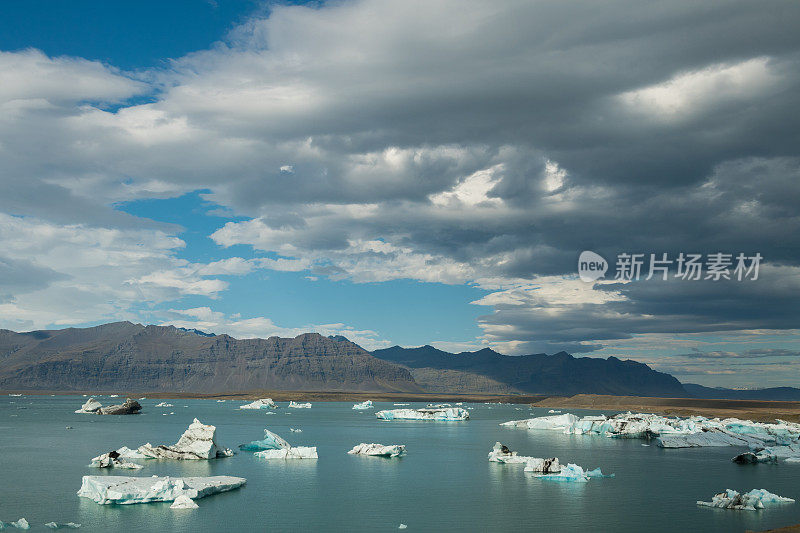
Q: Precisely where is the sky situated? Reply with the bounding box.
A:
[0,0,799,388]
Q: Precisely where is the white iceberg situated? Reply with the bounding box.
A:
[89,450,143,469]
[239,429,290,451]
[697,489,795,511]
[138,418,234,460]
[585,467,615,478]
[74,398,102,414]
[255,446,318,459]
[288,401,312,409]
[170,495,199,509]
[154,402,173,407]
[538,463,589,482]
[290,428,302,433]
[393,403,410,406]
[352,400,374,410]
[44,523,81,529]
[501,413,579,431]
[240,398,277,410]
[77,475,246,505]
[0,518,30,529]
[487,442,560,472]
[348,443,405,457]
[376,407,469,421]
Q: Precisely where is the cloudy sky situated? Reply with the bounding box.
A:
[1,0,798,387]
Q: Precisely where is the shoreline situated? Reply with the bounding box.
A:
[2,389,547,404]
[533,394,800,423]
[6,389,800,421]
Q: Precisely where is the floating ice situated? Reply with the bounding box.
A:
[138,418,233,460]
[399,525,407,529]
[393,403,410,406]
[487,442,559,472]
[548,410,561,414]
[353,400,374,410]
[501,412,800,452]
[585,467,615,478]
[288,401,312,409]
[290,428,302,433]
[155,402,173,407]
[170,495,199,509]
[0,518,29,529]
[74,398,102,414]
[255,446,318,459]
[77,475,246,505]
[697,489,795,511]
[732,451,777,464]
[89,451,143,469]
[538,463,589,483]
[239,429,290,451]
[109,395,119,398]
[348,443,405,457]
[240,399,277,410]
[97,399,142,415]
[376,408,469,421]
[44,522,81,529]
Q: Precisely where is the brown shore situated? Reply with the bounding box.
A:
[6,389,800,421]
[533,394,800,423]
[1,389,547,404]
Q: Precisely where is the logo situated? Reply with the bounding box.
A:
[578,250,608,282]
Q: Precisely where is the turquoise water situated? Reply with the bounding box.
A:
[2,395,799,532]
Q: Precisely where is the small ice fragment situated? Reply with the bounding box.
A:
[44,523,81,529]
[255,446,318,459]
[290,428,302,433]
[376,408,469,421]
[170,495,199,509]
[288,401,311,409]
[353,400,374,410]
[348,443,405,457]
[240,399,277,410]
[155,402,173,407]
[239,429,290,451]
[399,525,408,529]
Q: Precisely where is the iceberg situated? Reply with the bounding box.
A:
[290,428,302,432]
[732,451,778,464]
[376,407,469,421]
[0,518,30,529]
[44,523,81,529]
[89,450,143,469]
[352,400,374,410]
[500,413,578,431]
[348,443,405,457]
[239,429,291,451]
[487,442,560,472]
[97,399,142,415]
[255,446,318,459]
[697,489,795,511]
[288,401,312,409]
[538,463,589,483]
[170,495,199,509]
[522,458,562,473]
[239,398,277,410]
[585,467,615,478]
[155,402,173,407]
[138,418,234,460]
[77,475,246,505]
[74,398,102,414]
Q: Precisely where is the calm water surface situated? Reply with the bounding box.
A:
[1,396,799,532]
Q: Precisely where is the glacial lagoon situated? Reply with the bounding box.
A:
[2,395,800,532]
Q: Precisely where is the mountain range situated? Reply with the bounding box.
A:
[1,322,796,399]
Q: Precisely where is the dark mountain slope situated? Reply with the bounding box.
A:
[0,322,420,393]
[372,345,687,397]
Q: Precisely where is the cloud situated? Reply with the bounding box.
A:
[0,0,797,377]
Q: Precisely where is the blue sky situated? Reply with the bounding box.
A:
[0,0,798,387]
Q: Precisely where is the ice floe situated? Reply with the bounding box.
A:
[0,518,29,529]
[155,402,173,407]
[239,429,291,451]
[290,428,302,433]
[348,443,405,457]
[44,522,81,529]
[376,407,469,421]
[89,450,143,469]
[501,412,800,453]
[77,475,246,505]
[697,489,795,511]
[537,463,590,482]
[74,398,102,414]
[240,398,277,410]
[352,400,374,410]
[288,401,312,409]
[487,442,559,471]
[96,399,141,415]
[170,495,199,509]
[138,418,234,460]
[255,446,318,459]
